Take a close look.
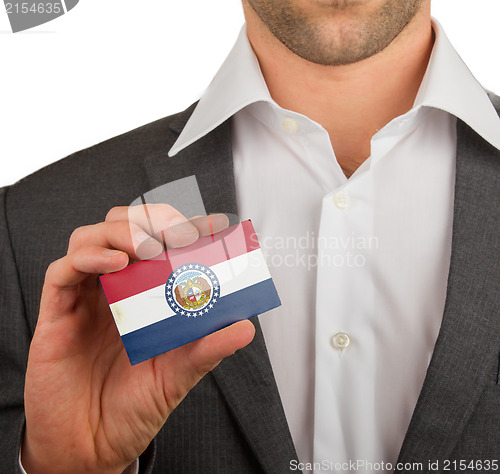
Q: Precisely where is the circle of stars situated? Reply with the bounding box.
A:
[165,263,220,318]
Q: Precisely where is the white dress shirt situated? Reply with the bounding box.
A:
[169,19,500,473]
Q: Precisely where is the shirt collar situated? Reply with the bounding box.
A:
[169,26,272,157]
[414,19,500,150]
[169,20,500,157]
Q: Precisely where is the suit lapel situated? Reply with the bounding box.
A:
[143,108,298,472]
[396,119,500,467]
[143,104,238,218]
[211,322,299,473]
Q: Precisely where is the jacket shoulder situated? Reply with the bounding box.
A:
[9,102,196,194]
[487,91,500,115]
[1,103,198,327]
[3,103,197,226]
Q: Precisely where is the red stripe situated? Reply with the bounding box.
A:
[100,220,259,304]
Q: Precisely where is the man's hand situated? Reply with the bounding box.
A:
[22,205,255,474]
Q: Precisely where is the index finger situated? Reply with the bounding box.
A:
[106,205,230,248]
[106,204,199,249]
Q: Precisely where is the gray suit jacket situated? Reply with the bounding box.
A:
[0,97,499,473]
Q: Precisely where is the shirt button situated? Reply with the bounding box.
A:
[331,332,350,350]
[282,118,299,133]
[333,192,350,209]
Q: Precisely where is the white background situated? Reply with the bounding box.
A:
[1,0,499,187]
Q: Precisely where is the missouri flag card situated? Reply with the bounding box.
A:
[100,220,281,365]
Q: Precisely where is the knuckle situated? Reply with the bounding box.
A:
[117,221,134,242]
[44,259,61,283]
[126,221,141,235]
[146,203,176,215]
[68,226,86,247]
[68,223,104,252]
[105,206,123,222]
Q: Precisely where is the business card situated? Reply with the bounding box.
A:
[100,220,280,365]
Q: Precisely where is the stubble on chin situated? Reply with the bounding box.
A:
[245,0,425,66]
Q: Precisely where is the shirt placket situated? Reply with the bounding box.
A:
[313,170,377,471]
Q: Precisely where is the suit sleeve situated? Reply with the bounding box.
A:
[0,186,31,474]
[0,185,158,473]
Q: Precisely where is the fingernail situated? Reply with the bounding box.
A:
[135,232,157,245]
[134,232,163,259]
[103,249,123,257]
[170,217,197,234]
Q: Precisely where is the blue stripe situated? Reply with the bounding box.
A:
[121,278,281,365]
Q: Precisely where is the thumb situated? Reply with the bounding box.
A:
[152,319,256,407]
[186,319,256,373]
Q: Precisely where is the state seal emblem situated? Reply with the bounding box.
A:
[165,263,220,318]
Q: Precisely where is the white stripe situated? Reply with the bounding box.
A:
[110,249,271,335]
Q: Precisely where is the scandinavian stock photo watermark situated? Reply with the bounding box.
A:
[126,180,378,272]
[258,231,379,271]
[130,212,379,273]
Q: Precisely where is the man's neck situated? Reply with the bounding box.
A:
[244,5,434,178]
